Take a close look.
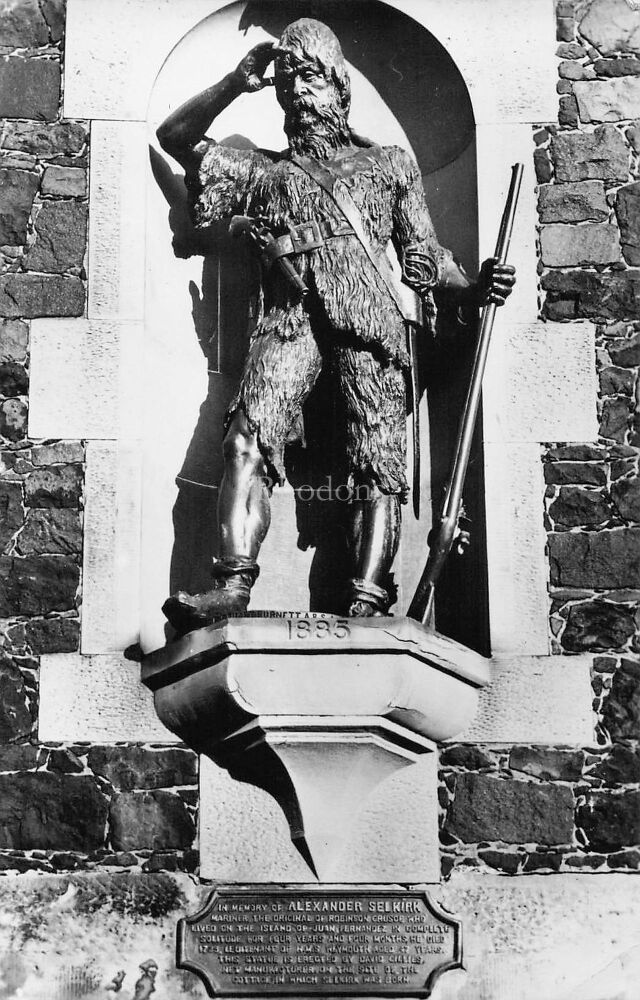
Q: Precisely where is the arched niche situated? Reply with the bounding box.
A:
[141,0,486,654]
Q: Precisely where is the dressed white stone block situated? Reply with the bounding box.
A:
[435,872,640,1000]
[476,125,539,324]
[483,321,598,444]
[461,654,595,744]
[37,649,593,748]
[38,653,174,743]
[199,752,440,884]
[64,0,217,120]
[82,440,142,654]
[65,0,557,125]
[28,319,143,440]
[396,0,557,125]
[88,121,147,320]
[484,442,549,656]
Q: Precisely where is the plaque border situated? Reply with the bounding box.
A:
[177,883,463,999]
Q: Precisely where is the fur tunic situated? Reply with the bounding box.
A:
[185,140,451,495]
[187,140,451,367]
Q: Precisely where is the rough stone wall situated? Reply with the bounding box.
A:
[0,0,198,886]
[441,0,640,878]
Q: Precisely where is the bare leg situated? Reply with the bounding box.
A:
[219,410,271,559]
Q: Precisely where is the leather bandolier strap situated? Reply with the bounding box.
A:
[290,151,414,324]
[290,150,423,518]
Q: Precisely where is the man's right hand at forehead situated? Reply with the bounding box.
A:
[235,41,279,93]
[156,39,281,165]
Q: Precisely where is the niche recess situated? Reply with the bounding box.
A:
[143,0,487,654]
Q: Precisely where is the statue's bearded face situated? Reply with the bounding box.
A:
[275,48,350,157]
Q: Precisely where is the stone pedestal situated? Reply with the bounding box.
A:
[142,615,490,880]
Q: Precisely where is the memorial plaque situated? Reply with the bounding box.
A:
[177,885,462,998]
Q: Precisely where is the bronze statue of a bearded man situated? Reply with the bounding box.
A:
[157,18,514,634]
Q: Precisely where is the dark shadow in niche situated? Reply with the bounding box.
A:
[240,0,476,258]
[152,0,488,652]
[150,138,259,598]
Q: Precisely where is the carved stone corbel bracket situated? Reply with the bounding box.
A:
[142,616,490,879]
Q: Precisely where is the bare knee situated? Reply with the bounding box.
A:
[223,412,264,473]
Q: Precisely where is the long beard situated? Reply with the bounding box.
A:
[285,100,351,159]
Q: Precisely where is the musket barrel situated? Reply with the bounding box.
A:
[446,163,523,518]
[407,163,523,626]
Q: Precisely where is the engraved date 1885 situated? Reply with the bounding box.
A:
[286,617,351,640]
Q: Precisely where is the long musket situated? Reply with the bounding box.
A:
[407,163,524,626]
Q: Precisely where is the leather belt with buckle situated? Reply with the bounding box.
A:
[261,218,354,270]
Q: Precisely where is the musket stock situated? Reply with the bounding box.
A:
[407,163,524,626]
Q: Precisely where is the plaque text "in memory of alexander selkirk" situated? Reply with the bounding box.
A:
[178,886,462,997]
